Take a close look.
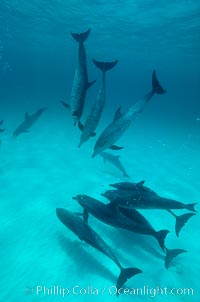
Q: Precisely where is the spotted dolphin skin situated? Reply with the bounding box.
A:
[73,194,169,251]
[100,151,129,178]
[56,208,142,290]
[92,70,166,158]
[74,195,187,268]
[61,29,95,126]
[78,59,118,147]
[103,182,197,212]
[13,107,47,138]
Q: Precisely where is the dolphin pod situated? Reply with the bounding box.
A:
[56,208,142,290]
[73,194,187,269]
[92,70,166,158]
[73,194,169,251]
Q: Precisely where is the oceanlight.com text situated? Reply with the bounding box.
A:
[25,285,194,298]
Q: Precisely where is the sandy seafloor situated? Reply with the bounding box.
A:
[0,105,199,302]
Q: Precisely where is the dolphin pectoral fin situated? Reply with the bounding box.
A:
[87,80,96,89]
[91,132,96,137]
[83,210,89,224]
[25,112,29,120]
[175,213,196,237]
[113,106,122,122]
[110,145,124,150]
[165,248,187,269]
[0,120,4,126]
[152,70,166,94]
[60,101,70,110]
[92,59,118,72]
[117,268,142,292]
[78,121,84,132]
[71,28,91,43]
[72,111,79,117]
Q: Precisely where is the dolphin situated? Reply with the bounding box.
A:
[78,59,118,147]
[92,70,166,157]
[56,208,142,290]
[61,29,95,126]
[109,181,196,236]
[73,195,169,251]
[13,107,47,138]
[100,151,130,177]
[103,182,197,213]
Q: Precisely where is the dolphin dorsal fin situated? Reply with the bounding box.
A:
[137,180,145,186]
[25,112,29,120]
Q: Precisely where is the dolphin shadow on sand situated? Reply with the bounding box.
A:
[57,233,116,283]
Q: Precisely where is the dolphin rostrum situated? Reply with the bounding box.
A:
[56,208,142,290]
[78,59,118,147]
[100,151,130,178]
[61,29,95,126]
[73,194,169,251]
[92,70,166,157]
[13,107,47,138]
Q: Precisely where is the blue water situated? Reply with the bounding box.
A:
[0,1,200,301]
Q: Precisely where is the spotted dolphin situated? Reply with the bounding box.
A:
[61,29,95,126]
[100,151,129,178]
[103,182,197,212]
[92,70,166,157]
[73,194,169,251]
[109,181,197,236]
[56,208,142,290]
[78,60,118,147]
[13,107,47,138]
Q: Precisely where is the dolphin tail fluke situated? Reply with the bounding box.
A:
[155,230,170,251]
[175,213,196,237]
[60,101,70,110]
[116,267,142,292]
[165,248,187,269]
[71,28,91,43]
[152,70,166,94]
[186,203,197,213]
[92,59,118,72]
